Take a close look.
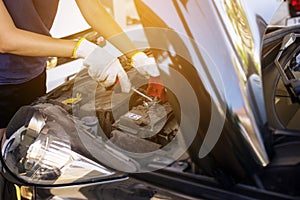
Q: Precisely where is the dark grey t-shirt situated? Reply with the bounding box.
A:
[0,0,59,84]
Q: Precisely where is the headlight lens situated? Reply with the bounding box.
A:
[1,106,115,185]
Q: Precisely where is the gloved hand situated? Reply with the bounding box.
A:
[73,38,131,93]
[131,52,160,78]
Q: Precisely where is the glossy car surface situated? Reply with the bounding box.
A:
[3,1,300,200]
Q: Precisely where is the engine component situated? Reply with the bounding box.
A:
[113,101,173,138]
[110,130,161,153]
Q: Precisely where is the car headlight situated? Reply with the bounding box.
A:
[1,105,116,186]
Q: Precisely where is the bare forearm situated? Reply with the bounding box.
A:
[0,28,76,57]
[75,0,138,57]
[0,0,76,58]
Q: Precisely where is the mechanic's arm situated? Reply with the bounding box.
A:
[0,1,76,57]
[75,0,160,80]
[75,0,138,57]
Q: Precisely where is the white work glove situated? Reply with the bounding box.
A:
[131,52,160,78]
[73,38,131,93]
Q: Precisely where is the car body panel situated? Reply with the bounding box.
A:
[1,0,288,200]
[134,0,270,179]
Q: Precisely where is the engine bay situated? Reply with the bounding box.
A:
[36,65,185,173]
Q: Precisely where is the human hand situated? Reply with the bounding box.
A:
[73,38,131,93]
[94,58,131,93]
[131,52,160,78]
